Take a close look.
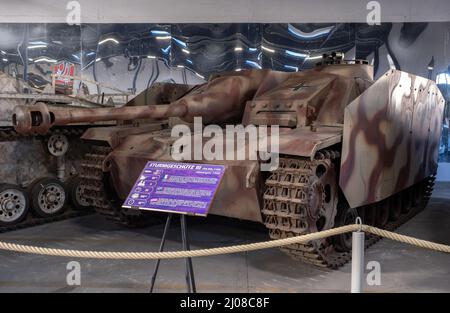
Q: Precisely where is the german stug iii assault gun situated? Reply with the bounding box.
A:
[12,53,445,268]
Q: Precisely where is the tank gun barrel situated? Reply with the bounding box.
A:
[12,69,286,134]
[13,102,186,134]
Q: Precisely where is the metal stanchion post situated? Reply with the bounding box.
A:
[351,217,365,293]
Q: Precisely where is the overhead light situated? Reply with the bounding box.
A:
[2,58,7,62]
[428,56,434,71]
[284,65,298,72]
[34,57,56,63]
[436,73,450,85]
[235,68,242,71]
[0,50,6,55]
[285,50,307,58]
[261,46,275,53]
[248,48,257,52]
[186,59,193,64]
[182,49,190,54]
[147,55,156,59]
[172,38,187,47]
[29,40,47,45]
[287,24,334,39]
[234,47,243,52]
[98,38,119,45]
[95,57,101,62]
[151,30,170,35]
[177,65,185,68]
[28,45,47,49]
[306,55,322,60]
[245,60,262,69]
[156,36,172,40]
[386,53,396,70]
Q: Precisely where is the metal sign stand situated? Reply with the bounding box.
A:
[149,213,197,293]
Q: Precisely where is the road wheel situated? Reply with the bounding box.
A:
[375,201,390,228]
[401,188,413,213]
[66,175,90,210]
[0,184,29,226]
[388,194,402,221]
[334,203,361,252]
[28,177,67,218]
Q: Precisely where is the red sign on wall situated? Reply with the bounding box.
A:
[53,61,75,94]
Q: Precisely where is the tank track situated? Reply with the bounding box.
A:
[0,210,92,234]
[262,152,435,268]
[80,144,157,227]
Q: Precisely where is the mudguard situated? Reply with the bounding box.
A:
[339,69,445,208]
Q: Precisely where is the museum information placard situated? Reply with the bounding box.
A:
[122,161,226,216]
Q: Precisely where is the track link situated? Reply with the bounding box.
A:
[262,152,435,268]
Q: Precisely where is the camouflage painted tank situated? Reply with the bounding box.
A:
[12,53,445,267]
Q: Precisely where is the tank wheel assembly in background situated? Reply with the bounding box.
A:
[0,184,29,226]
[46,134,69,156]
[66,175,91,211]
[28,177,67,218]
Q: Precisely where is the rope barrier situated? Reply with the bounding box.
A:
[0,224,448,260]
[361,225,450,254]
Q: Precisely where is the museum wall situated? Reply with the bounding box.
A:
[2,0,449,23]
[1,23,449,87]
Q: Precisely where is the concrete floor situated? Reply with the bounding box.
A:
[0,183,449,293]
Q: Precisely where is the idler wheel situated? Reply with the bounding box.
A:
[0,184,29,226]
[28,177,67,217]
[47,134,69,156]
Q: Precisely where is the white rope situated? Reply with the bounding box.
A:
[0,224,448,260]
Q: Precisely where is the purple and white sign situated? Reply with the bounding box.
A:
[122,161,226,216]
